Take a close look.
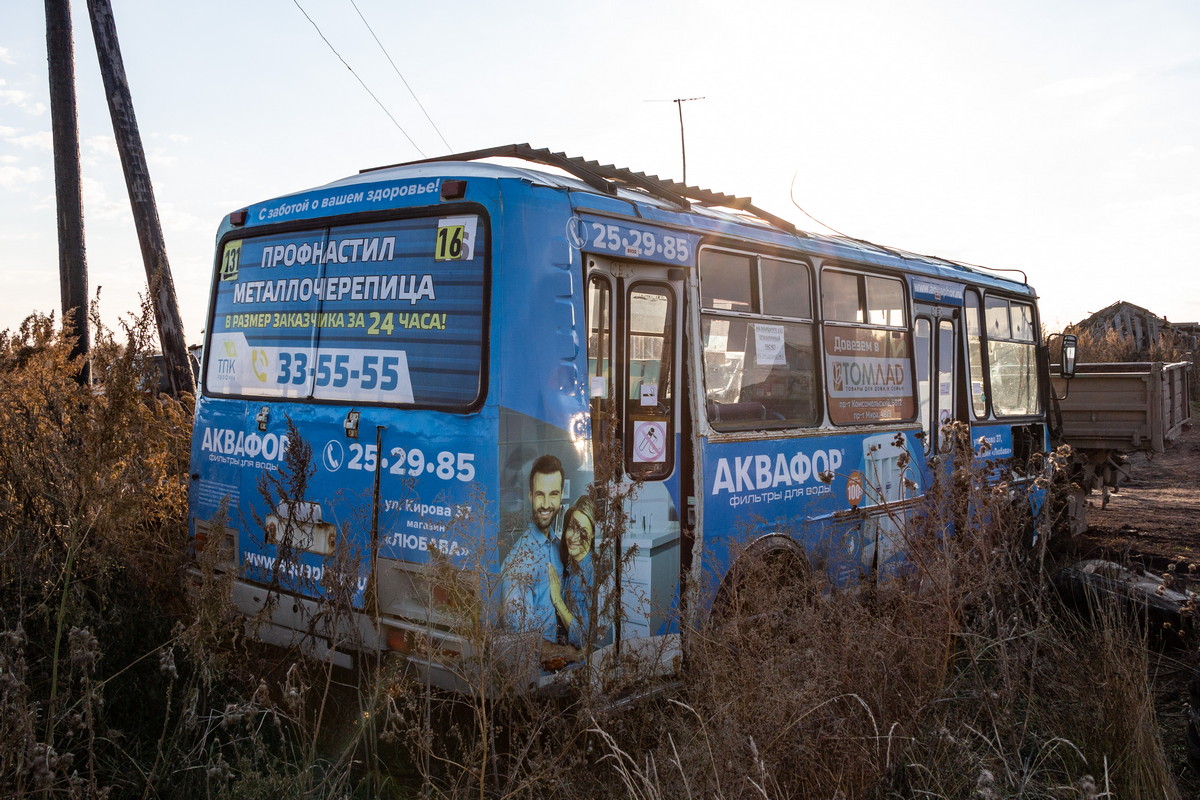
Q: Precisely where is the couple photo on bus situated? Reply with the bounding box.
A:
[499,454,612,657]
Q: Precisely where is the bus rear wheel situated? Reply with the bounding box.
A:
[710,535,812,636]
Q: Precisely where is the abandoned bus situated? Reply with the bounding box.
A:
[188,144,1053,688]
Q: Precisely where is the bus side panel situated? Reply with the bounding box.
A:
[699,429,926,598]
[967,419,1050,518]
[488,184,605,640]
[490,181,588,426]
[489,183,683,644]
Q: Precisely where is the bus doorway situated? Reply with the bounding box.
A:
[914,303,961,454]
[585,256,685,643]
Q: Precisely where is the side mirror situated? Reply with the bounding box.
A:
[1060,333,1077,379]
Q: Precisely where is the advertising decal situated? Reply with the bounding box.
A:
[207,215,485,408]
[824,327,913,425]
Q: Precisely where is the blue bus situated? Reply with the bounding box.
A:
[188,144,1053,689]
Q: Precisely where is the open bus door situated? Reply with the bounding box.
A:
[585,255,685,648]
[912,299,971,540]
[913,302,963,455]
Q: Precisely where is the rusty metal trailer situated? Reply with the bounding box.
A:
[1052,361,1192,453]
[1051,361,1193,518]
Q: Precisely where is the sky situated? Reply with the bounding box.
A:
[3,0,1199,345]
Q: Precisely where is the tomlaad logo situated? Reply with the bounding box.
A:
[829,359,907,393]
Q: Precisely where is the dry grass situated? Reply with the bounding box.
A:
[1048,325,1194,366]
[576,427,1180,800]
[0,310,1186,798]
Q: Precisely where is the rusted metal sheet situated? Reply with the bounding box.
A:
[1052,361,1192,454]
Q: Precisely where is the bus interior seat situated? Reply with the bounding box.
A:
[707,400,769,422]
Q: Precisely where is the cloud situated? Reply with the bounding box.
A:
[148,147,178,168]
[85,136,118,157]
[1160,56,1200,79]
[1132,144,1198,161]
[0,47,14,66]
[0,79,46,116]
[0,164,43,191]
[0,86,32,105]
[158,202,210,234]
[1034,71,1133,99]
[6,131,52,151]
[82,176,131,223]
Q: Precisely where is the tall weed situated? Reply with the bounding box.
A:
[0,308,1181,798]
[0,306,192,797]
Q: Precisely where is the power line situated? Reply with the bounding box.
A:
[786,171,1023,280]
[348,0,453,153]
[788,170,854,240]
[292,0,426,157]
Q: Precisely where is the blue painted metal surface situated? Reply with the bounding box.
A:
[189,152,1051,682]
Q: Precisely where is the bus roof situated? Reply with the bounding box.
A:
[235,144,1036,298]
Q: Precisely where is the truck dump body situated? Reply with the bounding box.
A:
[1053,361,1192,454]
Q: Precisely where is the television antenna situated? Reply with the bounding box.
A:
[647,96,705,184]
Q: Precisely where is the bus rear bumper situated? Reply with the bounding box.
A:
[213,573,682,695]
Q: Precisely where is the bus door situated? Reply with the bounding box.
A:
[585,256,684,643]
[913,302,962,455]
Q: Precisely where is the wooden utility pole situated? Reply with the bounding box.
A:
[45,0,90,381]
[86,0,194,396]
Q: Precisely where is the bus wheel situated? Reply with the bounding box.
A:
[710,535,812,635]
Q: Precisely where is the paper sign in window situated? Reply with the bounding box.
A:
[754,324,786,366]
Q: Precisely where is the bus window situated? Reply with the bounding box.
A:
[985,295,1012,340]
[914,318,932,449]
[986,297,1041,417]
[587,276,613,405]
[821,269,913,425]
[626,284,674,478]
[209,232,323,400]
[760,257,812,318]
[937,319,956,434]
[205,215,487,409]
[699,251,753,312]
[965,290,988,418]
[866,276,905,327]
[699,249,817,428]
[587,275,614,462]
[1011,302,1034,341]
[821,270,862,323]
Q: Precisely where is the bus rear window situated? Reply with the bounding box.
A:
[205,214,486,409]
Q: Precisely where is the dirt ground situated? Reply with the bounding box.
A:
[1074,415,1200,795]
[1078,419,1200,572]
